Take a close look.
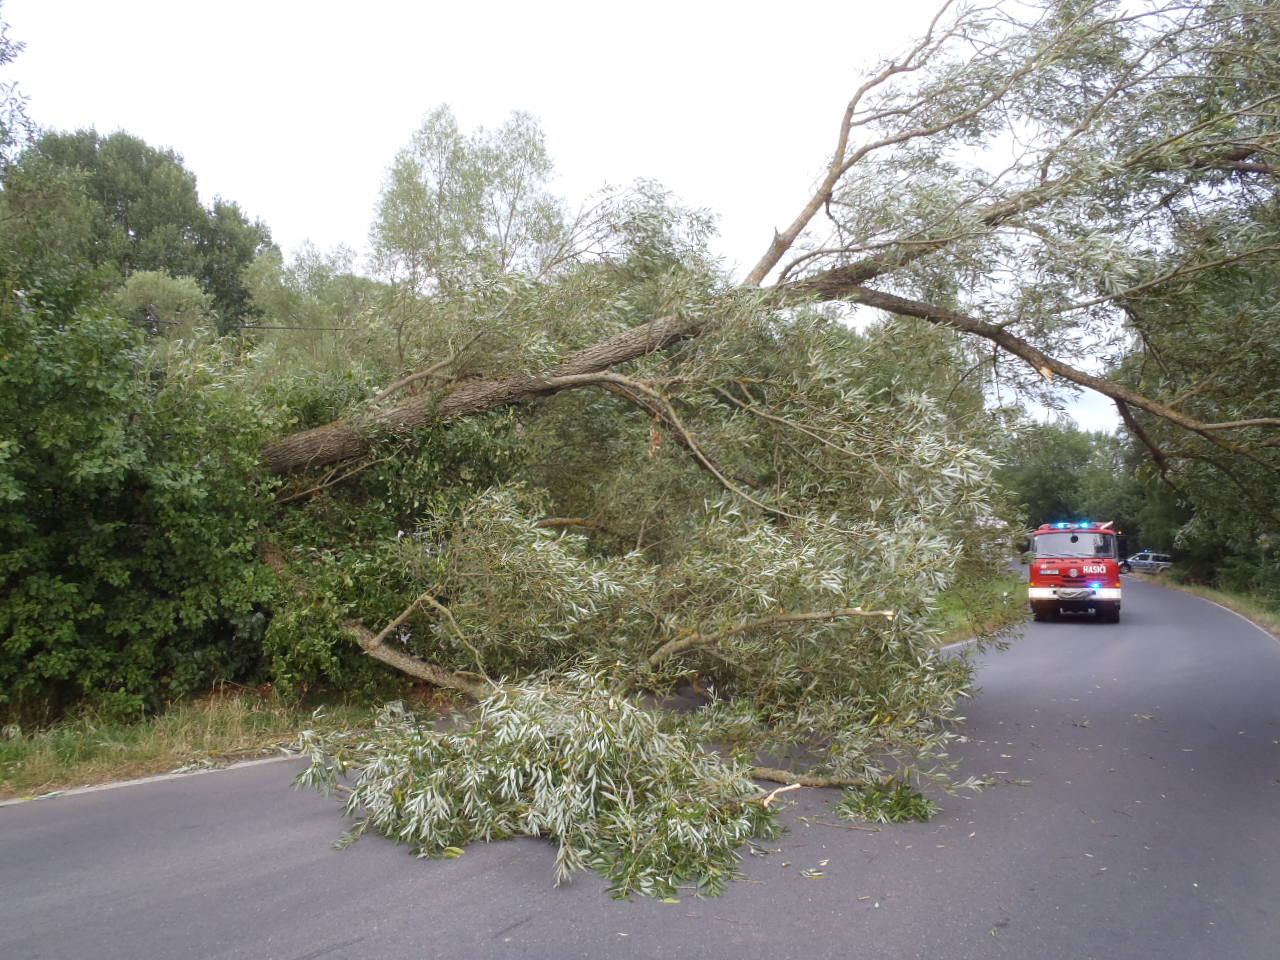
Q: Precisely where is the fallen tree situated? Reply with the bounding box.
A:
[273,0,1279,894]
[266,0,1280,482]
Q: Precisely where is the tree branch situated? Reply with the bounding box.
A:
[274,454,395,505]
[342,592,493,699]
[369,331,485,404]
[262,312,699,474]
[648,606,896,667]
[1199,418,1280,430]
[750,767,869,788]
[1057,245,1280,315]
[783,281,1277,468]
[541,370,835,528]
[1114,399,1170,476]
[533,516,620,535]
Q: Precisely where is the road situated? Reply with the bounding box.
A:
[3,576,1279,959]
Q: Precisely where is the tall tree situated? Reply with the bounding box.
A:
[0,1,31,165]
[370,106,566,296]
[2,129,273,326]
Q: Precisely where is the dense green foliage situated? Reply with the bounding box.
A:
[0,276,276,719]
[299,678,779,897]
[995,418,1156,538]
[1,129,272,327]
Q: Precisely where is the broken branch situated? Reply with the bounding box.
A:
[342,591,493,699]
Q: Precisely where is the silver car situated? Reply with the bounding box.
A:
[1126,551,1172,573]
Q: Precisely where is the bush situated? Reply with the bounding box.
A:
[0,278,276,720]
[1216,548,1280,604]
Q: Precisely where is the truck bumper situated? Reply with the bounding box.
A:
[1028,587,1122,601]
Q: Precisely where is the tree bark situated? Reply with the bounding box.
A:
[341,591,493,699]
[262,313,695,474]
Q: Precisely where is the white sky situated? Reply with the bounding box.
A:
[4,0,1119,431]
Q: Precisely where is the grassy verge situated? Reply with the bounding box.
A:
[931,570,1027,646]
[1141,575,1280,638]
[0,690,386,801]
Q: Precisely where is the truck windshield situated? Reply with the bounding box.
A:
[1034,532,1116,559]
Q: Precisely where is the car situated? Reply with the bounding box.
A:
[1126,551,1172,573]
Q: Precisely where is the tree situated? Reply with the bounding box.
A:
[0,275,277,720]
[113,269,216,335]
[262,120,1016,897]
[274,1,1279,893]
[995,418,1096,524]
[994,416,1162,552]
[0,1,31,165]
[1109,204,1280,553]
[371,106,566,296]
[267,1,1280,480]
[1,129,273,326]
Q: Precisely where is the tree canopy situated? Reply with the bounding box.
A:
[371,106,567,296]
[0,3,30,165]
[1,129,273,327]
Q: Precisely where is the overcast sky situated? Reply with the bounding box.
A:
[4,0,1118,430]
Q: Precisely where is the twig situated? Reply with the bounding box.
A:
[759,783,802,807]
[275,455,393,505]
[752,767,871,788]
[420,593,488,675]
[370,331,485,404]
[807,818,883,833]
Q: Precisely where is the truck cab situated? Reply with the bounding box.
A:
[1028,522,1124,623]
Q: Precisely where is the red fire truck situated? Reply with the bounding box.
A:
[1027,521,1126,623]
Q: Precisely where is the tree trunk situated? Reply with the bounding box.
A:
[262,313,694,475]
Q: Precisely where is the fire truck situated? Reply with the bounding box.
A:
[1027,521,1126,623]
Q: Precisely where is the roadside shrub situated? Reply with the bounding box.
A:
[0,279,276,720]
[1216,547,1280,605]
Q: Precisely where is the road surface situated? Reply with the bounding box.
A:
[3,576,1278,959]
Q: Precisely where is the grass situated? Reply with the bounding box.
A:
[0,689,386,801]
[931,570,1027,646]
[1141,575,1280,639]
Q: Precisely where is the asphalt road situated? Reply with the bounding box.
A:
[3,576,1279,960]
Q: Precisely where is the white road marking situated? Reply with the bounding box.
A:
[0,753,301,808]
